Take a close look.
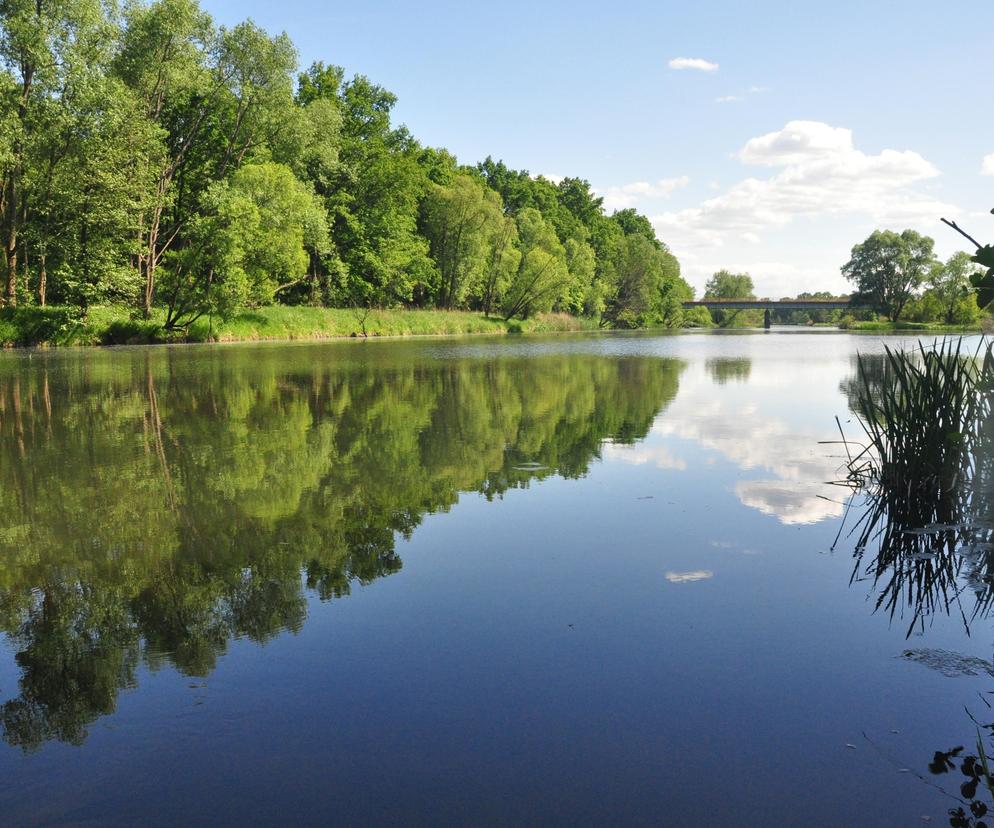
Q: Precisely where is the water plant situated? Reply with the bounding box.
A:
[837,338,994,633]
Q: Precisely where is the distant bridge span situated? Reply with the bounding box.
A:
[682,298,854,329]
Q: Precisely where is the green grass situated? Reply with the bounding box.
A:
[839,318,984,332]
[0,304,600,347]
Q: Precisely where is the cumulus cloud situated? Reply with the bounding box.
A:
[715,95,743,104]
[651,120,952,268]
[982,154,994,176]
[597,175,689,211]
[669,57,719,72]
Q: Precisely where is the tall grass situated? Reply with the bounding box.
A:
[840,338,994,633]
[0,304,600,347]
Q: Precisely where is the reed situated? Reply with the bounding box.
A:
[838,338,994,633]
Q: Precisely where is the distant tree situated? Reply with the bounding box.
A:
[704,270,755,299]
[841,229,936,321]
[702,270,755,326]
[928,251,983,324]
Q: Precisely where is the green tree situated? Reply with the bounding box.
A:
[502,208,570,320]
[474,212,519,316]
[928,251,982,324]
[115,2,299,317]
[324,74,432,307]
[160,162,328,328]
[841,229,936,321]
[703,270,757,326]
[0,0,119,306]
[420,173,505,309]
[704,270,755,299]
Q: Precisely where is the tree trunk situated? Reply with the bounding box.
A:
[38,252,46,306]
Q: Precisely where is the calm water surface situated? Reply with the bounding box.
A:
[0,331,988,826]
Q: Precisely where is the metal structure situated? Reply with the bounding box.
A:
[682,298,853,329]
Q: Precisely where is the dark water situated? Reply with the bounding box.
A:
[0,331,988,826]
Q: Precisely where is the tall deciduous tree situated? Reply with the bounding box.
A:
[160,161,328,328]
[420,173,504,309]
[115,1,298,316]
[842,229,936,321]
[503,208,569,320]
[704,270,755,299]
[928,251,982,324]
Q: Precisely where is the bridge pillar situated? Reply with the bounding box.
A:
[763,308,771,329]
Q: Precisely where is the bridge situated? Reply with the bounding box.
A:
[682,298,854,329]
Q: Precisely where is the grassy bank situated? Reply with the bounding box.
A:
[838,319,985,333]
[0,305,601,347]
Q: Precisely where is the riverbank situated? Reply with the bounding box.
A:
[838,318,987,333]
[0,305,603,347]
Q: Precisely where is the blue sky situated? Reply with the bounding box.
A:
[202,0,994,296]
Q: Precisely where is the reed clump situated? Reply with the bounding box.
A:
[839,339,994,633]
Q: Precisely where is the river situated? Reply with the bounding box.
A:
[0,330,986,825]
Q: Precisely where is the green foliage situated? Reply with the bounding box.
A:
[0,0,685,333]
[704,270,755,299]
[702,270,757,326]
[0,346,684,746]
[842,229,936,321]
[502,208,570,320]
[420,173,505,308]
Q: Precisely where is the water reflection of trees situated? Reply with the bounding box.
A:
[705,357,751,385]
[0,347,684,750]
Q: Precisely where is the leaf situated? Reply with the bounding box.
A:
[972,245,994,271]
[970,268,994,310]
[962,776,980,799]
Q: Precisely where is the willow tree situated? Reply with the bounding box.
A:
[420,173,505,309]
[160,161,328,329]
[502,208,570,320]
[114,1,299,317]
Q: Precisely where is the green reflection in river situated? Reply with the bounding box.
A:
[0,346,684,750]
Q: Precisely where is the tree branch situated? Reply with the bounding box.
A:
[941,218,982,250]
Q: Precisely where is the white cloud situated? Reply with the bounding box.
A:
[982,154,994,176]
[597,175,689,212]
[715,95,743,104]
[668,57,719,72]
[651,120,953,289]
[738,121,856,166]
[535,173,564,184]
[749,85,770,94]
[602,442,686,470]
[665,570,714,583]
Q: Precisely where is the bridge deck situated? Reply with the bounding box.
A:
[682,299,851,311]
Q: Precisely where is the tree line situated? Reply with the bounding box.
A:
[695,231,988,328]
[0,0,693,330]
[841,229,985,324]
